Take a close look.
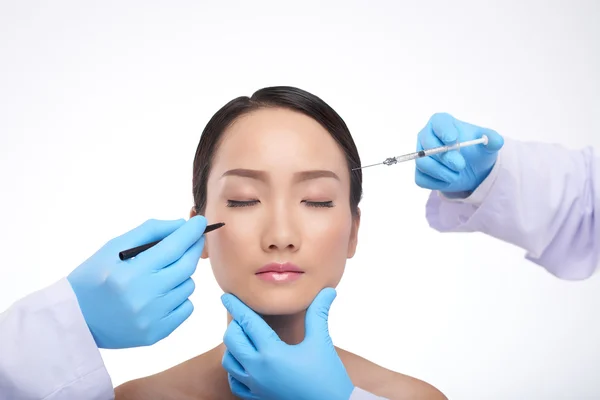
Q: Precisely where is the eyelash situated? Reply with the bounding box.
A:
[304,200,334,208]
[227,200,259,208]
[226,200,334,208]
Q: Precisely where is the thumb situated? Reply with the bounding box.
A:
[455,119,504,154]
[482,128,504,152]
[305,288,337,339]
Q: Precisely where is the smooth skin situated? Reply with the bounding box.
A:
[115,108,446,400]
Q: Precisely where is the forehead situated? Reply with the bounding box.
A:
[210,108,349,177]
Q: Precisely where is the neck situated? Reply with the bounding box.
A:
[226,311,307,345]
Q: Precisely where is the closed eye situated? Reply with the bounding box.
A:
[226,200,334,208]
[302,200,334,208]
[227,200,260,208]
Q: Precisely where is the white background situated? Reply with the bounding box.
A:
[1,1,599,398]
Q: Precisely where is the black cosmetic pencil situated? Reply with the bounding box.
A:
[119,222,225,260]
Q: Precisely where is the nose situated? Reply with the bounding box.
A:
[261,204,301,254]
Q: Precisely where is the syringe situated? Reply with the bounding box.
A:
[353,135,489,170]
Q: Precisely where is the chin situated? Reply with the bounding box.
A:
[240,286,316,316]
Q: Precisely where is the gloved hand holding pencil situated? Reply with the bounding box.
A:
[67,216,223,349]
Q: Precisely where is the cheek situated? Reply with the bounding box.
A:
[305,210,353,283]
[204,211,257,292]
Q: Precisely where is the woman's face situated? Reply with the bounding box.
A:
[194,107,359,315]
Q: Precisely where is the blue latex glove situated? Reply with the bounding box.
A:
[67,216,207,349]
[221,288,354,400]
[415,112,504,194]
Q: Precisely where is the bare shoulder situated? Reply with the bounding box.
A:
[372,372,447,400]
[114,350,218,400]
[114,371,197,400]
[114,375,171,400]
[336,347,447,400]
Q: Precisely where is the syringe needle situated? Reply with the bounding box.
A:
[352,162,383,171]
[353,135,489,171]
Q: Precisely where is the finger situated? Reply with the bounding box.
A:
[418,123,463,170]
[152,236,205,291]
[145,299,194,346]
[415,169,451,191]
[429,112,459,144]
[417,123,445,158]
[228,374,259,400]
[112,219,186,250]
[221,294,281,351]
[147,278,196,319]
[442,150,466,171]
[415,155,460,184]
[222,349,250,386]
[137,215,208,271]
[417,139,467,172]
[305,287,337,340]
[421,113,466,171]
[223,320,258,366]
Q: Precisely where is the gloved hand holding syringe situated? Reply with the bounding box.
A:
[354,135,489,170]
[355,113,505,194]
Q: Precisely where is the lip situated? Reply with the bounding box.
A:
[256,271,304,282]
[256,262,304,274]
[255,263,305,283]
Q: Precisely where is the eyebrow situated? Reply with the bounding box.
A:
[220,169,340,182]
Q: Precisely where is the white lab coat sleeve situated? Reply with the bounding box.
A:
[350,387,388,399]
[0,278,114,400]
[425,138,600,280]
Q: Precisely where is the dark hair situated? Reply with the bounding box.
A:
[192,86,362,216]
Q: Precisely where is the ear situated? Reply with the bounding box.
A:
[347,207,360,258]
[190,206,210,259]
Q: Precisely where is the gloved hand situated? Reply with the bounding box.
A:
[415,112,504,194]
[67,216,207,349]
[221,288,354,400]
